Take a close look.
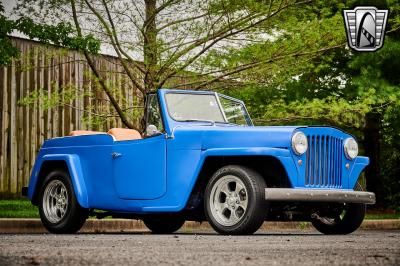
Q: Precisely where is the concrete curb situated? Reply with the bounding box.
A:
[0,219,399,233]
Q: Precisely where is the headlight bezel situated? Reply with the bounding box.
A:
[291,131,308,156]
[343,137,358,160]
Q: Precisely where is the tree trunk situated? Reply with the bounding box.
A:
[141,0,158,131]
[144,0,158,93]
[363,111,382,206]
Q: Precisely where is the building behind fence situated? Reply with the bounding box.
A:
[0,37,143,198]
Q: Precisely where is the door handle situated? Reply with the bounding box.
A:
[111,152,122,159]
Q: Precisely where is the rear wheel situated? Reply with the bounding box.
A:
[143,218,185,234]
[311,203,366,235]
[39,169,88,234]
[204,165,267,235]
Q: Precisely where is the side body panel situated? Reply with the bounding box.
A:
[28,134,114,209]
[112,134,167,199]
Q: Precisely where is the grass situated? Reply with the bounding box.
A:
[0,199,39,218]
[0,199,399,219]
[365,213,400,220]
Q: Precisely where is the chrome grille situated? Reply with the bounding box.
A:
[305,135,343,188]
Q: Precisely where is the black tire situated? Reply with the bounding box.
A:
[311,203,366,235]
[38,169,88,234]
[204,165,267,235]
[143,218,185,234]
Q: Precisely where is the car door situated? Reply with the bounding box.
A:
[112,134,166,200]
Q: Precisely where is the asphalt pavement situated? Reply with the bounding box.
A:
[0,230,399,265]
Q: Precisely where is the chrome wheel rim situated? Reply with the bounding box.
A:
[209,175,248,226]
[42,180,68,223]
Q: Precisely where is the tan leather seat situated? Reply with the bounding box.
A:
[107,128,142,141]
[69,130,105,136]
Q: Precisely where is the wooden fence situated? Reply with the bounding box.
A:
[0,37,143,197]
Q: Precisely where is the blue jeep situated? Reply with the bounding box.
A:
[23,89,375,235]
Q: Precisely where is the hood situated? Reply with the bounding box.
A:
[201,126,298,149]
[171,125,299,150]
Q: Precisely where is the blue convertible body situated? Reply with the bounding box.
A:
[24,89,375,234]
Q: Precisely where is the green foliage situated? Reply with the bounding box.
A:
[17,71,144,129]
[16,18,100,54]
[381,105,400,211]
[0,4,20,65]
[200,0,347,86]
[18,83,90,109]
[0,2,100,66]
[254,96,370,128]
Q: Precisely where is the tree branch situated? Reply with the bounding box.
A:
[84,0,145,94]
[169,43,344,90]
[70,0,137,130]
[157,12,209,32]
[101,0,146,74]
[158,0,310,88]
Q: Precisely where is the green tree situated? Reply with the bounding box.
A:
[219,0,400,207]
[0,2,100,66]
[14,0,345,129]
[0,4,19,66]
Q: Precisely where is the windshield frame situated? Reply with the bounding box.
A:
[164,91,253,126]
[217,93,254,126]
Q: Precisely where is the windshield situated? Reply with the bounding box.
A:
[165,92,252,126]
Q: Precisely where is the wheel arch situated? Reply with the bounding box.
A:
[185,154,292,213]
[30,154,89,208]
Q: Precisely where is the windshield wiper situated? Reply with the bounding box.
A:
[180,119,238,126]
[180,119,216,125]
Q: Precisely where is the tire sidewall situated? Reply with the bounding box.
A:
[311,203,366,235]
[204,165,266,234]
[38,169,81,233]
[143,218,185,234]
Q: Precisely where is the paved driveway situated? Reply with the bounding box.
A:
[0,230,399,265]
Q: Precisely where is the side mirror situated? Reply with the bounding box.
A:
[146,124,160,136]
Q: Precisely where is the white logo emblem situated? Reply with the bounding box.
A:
[343,6,388,51]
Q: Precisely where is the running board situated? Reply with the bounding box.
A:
[265,188,376,204]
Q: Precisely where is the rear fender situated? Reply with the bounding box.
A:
[28,154,89,208]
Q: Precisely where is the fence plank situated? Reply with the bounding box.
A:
[0,37,146,197]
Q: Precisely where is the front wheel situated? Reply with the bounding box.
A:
[311,203,366,235]
[143,218,185,234]
[38,169,88,234]
[204,165,267,235]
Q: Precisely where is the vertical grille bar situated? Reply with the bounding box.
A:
[321,136,328,186]
[318,136,321,185]
[314,136,320,185]
[305,136,310,186]
[339,139,343,187]
[332,138,335,187]
[314,136,317,186]
[305,133,343,188]
[327,136,331,186]
[335,138,339,187]
[334,138,338,187]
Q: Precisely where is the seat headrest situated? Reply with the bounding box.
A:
[107,128,142,141]
[69,130,105,136]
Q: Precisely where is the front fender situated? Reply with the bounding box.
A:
[200,147,297,187]
[348,156,369,188]
[28,154,89,208]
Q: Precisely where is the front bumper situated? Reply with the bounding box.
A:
[265,188,375,204]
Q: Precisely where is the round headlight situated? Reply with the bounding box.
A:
[292,132,308,155]
[344,138,358,160]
